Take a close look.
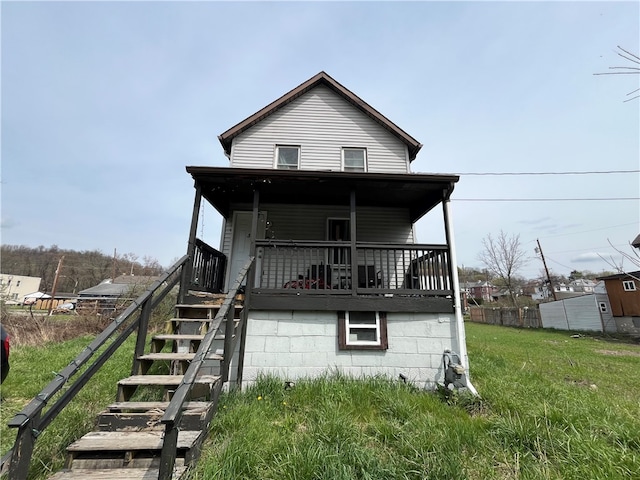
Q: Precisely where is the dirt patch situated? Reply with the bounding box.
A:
[595,349,640,358]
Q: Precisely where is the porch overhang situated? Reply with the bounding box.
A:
[186,167,459,223]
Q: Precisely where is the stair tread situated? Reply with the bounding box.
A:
[67,430,202,452]
[153,334,206,340]
[138,352,223,361]
[48,466,187,480]
[107,401,211,411]
[118,375,220,386]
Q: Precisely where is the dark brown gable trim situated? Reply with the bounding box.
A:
[218,72,422,160]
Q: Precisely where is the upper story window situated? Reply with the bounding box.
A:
[342,148,367,172]
[623,280,637,291]
[275,145,300,170]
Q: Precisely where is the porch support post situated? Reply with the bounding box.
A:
[180,183,202,302]
[236,188,260,388]
[442,191,477,395]
[350,189,358,297]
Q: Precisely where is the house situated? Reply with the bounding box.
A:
[0,274,41,305]
[461,280,498,304]
[569,278,596,293]
[184,72,474,391]
[597,270,640,335]
[77,275,160,315]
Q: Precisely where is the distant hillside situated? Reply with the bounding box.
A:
[0,245,164,294]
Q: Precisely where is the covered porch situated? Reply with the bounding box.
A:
[181,167,461,313]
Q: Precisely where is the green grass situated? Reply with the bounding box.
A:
[2,323,640,479]
[1,335,134,479]
[190,324,640,480]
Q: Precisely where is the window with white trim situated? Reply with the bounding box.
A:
[275,145,300,170]
[598,302,608,313]
[338,311,388,350]
[342,148,367,172]
[623,280,637,291]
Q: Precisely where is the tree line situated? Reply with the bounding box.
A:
[1,245,165,294]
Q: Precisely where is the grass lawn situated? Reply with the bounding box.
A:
[190,323,640,480]
[1,322,639,479]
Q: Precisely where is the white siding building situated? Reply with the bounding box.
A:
[185,72,474,392]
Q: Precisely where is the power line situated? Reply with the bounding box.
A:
[453,169,639,176]
[454,197,639,202]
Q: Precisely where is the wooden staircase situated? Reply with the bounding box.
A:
[47,299,243,480]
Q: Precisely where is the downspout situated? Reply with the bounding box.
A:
[442,187,478,395]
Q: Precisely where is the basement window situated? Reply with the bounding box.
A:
[338,311,388,350]
[623,280,637,292]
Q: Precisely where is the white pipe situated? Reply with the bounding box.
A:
[443,196,478,395]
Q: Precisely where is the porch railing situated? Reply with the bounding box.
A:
[254,240,452,296]
[189,238,226,293]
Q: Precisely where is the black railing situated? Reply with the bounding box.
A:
[1,256,190,480]
[158,256,255,480]
[190,238,226,293]
[254,240,452,296]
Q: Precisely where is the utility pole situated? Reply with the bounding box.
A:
[536,239,557,301]
[48,255,65,315]
[112,248,117,281]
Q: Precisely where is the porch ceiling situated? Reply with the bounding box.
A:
[186,167,459,222]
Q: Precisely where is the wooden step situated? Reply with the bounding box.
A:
[65,431,202,470]
[67,430,201,452]
[151,334,206,352]
[97,408,210,432]
[107,401,210,412]
[137,353,223,362]
[136,352,223,375]
[49,466,187,480]
[116,375,221,402]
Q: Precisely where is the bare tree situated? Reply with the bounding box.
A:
[478,230,529,307]
[594,45,640,102]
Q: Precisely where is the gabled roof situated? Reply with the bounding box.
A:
[597,270,640,281]
[632,233,640,249]
[218,71,423,161]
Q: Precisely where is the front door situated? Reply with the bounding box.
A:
[227,211,266,289]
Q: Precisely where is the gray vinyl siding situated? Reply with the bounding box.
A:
[251,204,413,243]
[230,86,410,173]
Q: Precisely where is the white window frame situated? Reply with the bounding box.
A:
[275,145,300,170]
[341,147,367,172]
[338,311,388,350]
[598,302,608,313]
[622,280,636,291]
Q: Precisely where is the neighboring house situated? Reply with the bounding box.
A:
[461,281,497,304]
[530,282,583,301]
[539,294,616,333]
[597,271,640,335]
[184,72,474,391]
[0,274,41,305]
[569,278,596,294]
[77,275,160,315]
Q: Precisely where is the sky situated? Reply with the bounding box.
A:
[1,1,639,281]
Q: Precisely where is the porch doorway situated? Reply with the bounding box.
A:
[227,211,266,289]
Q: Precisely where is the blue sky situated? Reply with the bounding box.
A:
[2,1,639,280]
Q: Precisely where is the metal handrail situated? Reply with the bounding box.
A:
[158,256,255,480]
[1,255,189,479]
